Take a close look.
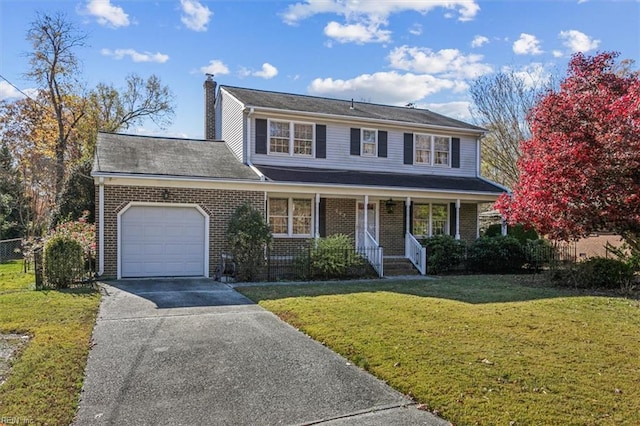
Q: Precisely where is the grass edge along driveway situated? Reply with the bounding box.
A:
[237,276,640,425]
[0,261,101,425]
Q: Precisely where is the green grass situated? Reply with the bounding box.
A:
[0,260,101,425]
[238,276,640,425]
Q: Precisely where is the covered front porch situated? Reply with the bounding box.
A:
[267,192,489,277]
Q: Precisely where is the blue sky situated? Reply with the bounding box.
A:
[1,0,638,139]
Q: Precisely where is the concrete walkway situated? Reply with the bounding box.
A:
[74,279,448,425]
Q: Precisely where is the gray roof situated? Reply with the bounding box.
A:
[92,132,260,180]
[222,85,485,132]
[256,165,505,194]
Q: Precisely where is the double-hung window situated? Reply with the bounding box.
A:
[268,198,313,236]
[412,203,449,237]
[361,129,377,156]
[414,134,451,166]
[269,120,314,156]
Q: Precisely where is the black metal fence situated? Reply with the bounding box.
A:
[245,245,379,282]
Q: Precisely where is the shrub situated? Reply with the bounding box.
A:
[572,257,634,290]
[421,235,466,274]
[301,234,365,280]
[467,236,526,273]
[50,211,96,272]
[485,223,539,244]
[44,234,84,288]
[226,203,272,282]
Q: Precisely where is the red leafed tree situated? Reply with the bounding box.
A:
[496,51,640,253]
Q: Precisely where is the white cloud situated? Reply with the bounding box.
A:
[308,71,468,105]
[422,101,472,121]
[559,29,600,53]
[552,50,564,58]
[504,63,553,89]
[0,81,23,100]
[471,35,489,48]
[84,0,130,28]
[513,33,543,55]
[409,24,422,36]
[253,63,279,79]
[199,60,230,75]
[324,21,391,44]
[101,48,169,63]
[388,46,493,79]
[180,0,212,32]
[281,0,479,44]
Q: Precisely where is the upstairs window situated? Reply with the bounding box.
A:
[361,129,377,156]
[414,134,451,166]
[269,120,314,156]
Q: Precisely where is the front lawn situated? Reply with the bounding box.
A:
[0,260,101,425]
[238,276,640,425]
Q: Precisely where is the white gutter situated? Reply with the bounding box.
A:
[245,106,265,181]
[98,177,104,276]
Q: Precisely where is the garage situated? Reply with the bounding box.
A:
[119,205,208,278]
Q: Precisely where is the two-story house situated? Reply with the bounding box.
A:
[92,77,506,279]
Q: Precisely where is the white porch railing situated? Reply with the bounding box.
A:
[362,230,384,277]
[405,233,427,275]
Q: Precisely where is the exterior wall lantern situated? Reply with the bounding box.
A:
[385,198,396,214]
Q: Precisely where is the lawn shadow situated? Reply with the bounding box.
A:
[235,274,604,305]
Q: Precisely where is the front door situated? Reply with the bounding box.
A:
[356,202,379,247]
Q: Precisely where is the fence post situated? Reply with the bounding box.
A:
[34,248,43,290]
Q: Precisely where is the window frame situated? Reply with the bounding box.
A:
[268,197,314,237]
[268,119,315,157]
[361,128,378,157]
[413,133,451,167]
[412,203,450,237]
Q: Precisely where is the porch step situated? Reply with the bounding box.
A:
[383,258,421,277]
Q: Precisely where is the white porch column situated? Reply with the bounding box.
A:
[315,193,320,240]
[455,199,461,240]
[405,197,411,235]
[501,218,508,236]
[363,195,369,247]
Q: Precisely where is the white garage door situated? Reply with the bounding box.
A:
[120,205,206,278]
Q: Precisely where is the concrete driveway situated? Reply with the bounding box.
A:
[74,279,448,425]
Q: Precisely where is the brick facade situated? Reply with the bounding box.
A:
[325,198,356,238]
[97,184,263,278]
[378,202,405,256]
[459,203,479,243]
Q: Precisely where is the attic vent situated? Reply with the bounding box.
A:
[405,102,416,109]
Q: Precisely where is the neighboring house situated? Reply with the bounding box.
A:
[92,77,507,279]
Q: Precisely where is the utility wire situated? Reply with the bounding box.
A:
[0,73,46,104]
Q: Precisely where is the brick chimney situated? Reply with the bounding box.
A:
[204,74,217,140]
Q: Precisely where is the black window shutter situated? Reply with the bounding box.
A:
[403,133,413,164]
[319,198,326,237]
[350,128,360,156]
[451,137,460,168]
[255,118,267,154]
[316,124,326,158]
[449,202,457,236]
[378,130,387,158]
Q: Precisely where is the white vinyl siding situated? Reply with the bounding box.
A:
[249,115,477,177]
[218,90,245,162]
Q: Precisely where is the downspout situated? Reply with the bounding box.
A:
[98,177,104,276]
[245,107,265,181]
